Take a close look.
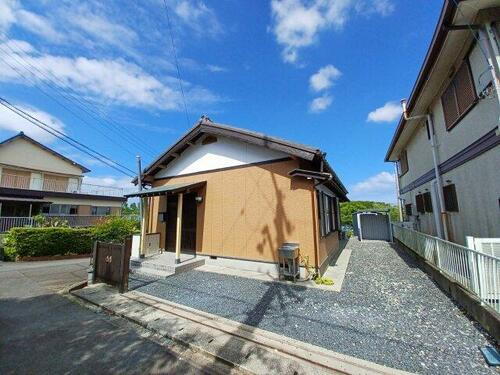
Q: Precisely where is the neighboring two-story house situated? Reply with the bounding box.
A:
[385,0,500,245]
[0,132,126,223]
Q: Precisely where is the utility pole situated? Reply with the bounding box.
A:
[136,156,144,257]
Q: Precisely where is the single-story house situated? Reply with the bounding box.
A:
[128,117,348,275]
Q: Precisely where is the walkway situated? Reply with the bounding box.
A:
[0,258,237,374]
[131,239,498,374]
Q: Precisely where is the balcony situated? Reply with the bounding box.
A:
[0,173,126,197]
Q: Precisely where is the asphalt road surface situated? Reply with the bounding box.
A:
[0,258,237,374]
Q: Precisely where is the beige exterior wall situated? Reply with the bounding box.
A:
[149,159,337,267]
[0,137,84,176]
[78,205,92,215]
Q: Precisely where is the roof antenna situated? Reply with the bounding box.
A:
[199,114,213,124]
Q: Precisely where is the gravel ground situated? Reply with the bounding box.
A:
[130,239,499,374]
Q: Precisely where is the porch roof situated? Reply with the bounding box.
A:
[124,181,206,198]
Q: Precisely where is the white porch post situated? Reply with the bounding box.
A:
[175,193,183,264]
[28,203,32,217]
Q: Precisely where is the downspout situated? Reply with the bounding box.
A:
[393,162,403,221]
[400,100,448,240]
[312,152,332,273]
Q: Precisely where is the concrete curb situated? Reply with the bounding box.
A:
[72,284,414,375]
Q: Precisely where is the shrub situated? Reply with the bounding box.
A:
[92,216,139,244]
[4,227,93,260]
[314,276,334,286]
[33,214,69,227]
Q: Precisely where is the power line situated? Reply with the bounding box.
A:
[0,44,157,159]
[0,98,136,177]
[1,40,157,158]
[162,0,191,128]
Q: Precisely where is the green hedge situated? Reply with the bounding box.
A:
[4,227,93,260]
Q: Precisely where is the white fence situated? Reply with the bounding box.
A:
[0,173,127,197]
[0,215,117,232]
[392,224,500,314]
[0,217,35,232]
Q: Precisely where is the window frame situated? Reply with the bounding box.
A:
[317,190,338,237]
[415,194,425,213]
[443,184,459,212]
[91,206,111,216]
[405,203,412,217]
[423,192,433,213]
[441,58,478,131]
[398,150,409,176]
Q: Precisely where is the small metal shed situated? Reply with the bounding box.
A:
[352,209,392,241]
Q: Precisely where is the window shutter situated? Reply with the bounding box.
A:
[441,59,477,130]
[399,150,409,175]
[416,194,425,213]
[442,83,459,129]
[443,184,459,212]
[454,61,476,114]
[423,192,433,212]
[454,60,476,114]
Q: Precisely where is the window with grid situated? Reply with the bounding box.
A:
[317,191,337,236]
[441,59,477,130]
[443,184,459,212]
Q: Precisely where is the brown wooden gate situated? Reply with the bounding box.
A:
[92,236,132,293]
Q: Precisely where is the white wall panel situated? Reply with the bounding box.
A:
[155,136,289,178]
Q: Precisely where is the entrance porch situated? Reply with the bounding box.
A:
[125,181,206,274]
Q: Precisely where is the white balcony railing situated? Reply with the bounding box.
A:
[0,173,126,197]
[393,223,500,314]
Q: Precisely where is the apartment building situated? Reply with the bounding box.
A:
[385,1,500,245]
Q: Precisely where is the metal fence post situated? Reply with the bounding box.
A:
[435,239,441,269]
[476,253,484,305]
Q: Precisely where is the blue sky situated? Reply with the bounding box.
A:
[0,0,441,202]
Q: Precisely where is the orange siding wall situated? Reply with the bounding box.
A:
[152,159,322,264]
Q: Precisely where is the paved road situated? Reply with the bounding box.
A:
[131,239,498,375]
[0,259,236,374]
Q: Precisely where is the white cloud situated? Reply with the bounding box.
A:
[270,0,394,63]
[309,64,341,92]
[207,64,227,72]
[0,0,17,33]
[309,94,332,113]
[0,40,219,111]
[349,171,396,203]
[174,0,222,37]
[367,101,401,122]
[15,9,64,42]
[63,6,138,51]
[0,102,65,143]
[83,175,135,190]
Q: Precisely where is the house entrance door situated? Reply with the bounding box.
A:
[165,193,197,254]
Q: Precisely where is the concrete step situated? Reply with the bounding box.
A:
[129,267,174,279]
[130,257,205,278]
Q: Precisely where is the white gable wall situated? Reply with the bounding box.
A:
[155,136,289,178]
[0,138,84,176]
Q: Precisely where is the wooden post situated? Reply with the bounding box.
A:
[175,193,183,264]
[140,197,149,257]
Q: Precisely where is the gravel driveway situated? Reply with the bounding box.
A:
[130,239,498,374]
